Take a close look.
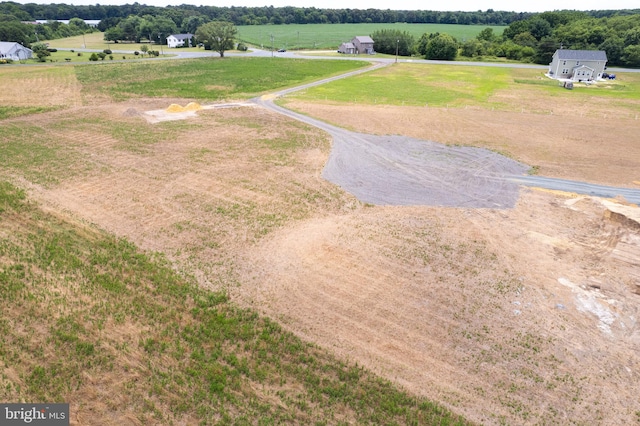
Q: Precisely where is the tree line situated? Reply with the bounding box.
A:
[0,15,97,47]
[1,2,639,67]
[2,2,535,26]
[372,10,640,67]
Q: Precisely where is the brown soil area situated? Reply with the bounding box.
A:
[10,95,640,425]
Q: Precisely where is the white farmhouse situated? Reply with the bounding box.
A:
[0,41,33,61]
[548,49,608,81]
[166,34,194,48]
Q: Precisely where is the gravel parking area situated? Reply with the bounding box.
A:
[323,132,529,208]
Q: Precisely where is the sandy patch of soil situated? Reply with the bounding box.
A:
[14,99,640,425]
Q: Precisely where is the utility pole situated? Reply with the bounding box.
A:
[270,34,274,57]
[395,39,399,63]
[297,31,300,50]
[158,33,164,56]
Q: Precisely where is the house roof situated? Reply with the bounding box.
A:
[353,36,374,43]
[555,49,607,61]
[0,41,32,55]
[0,41,22,51]
[167,34,193,41]
[341,42,355,48]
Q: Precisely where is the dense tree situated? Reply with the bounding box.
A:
[370,29,414,56]
[0,2,534,26]
[0,21,32,46]
[195,21,236,57]
[528,17,552,40]
[461,39,485,57]
[621,45,640,67]
[535,36,559,64]
[31,42,50,61]
[598,36,625,65]
[501,11,640,66]
[182,15,208,34]
[423,33,458,60]
[476,27,496,42]
[103,26,124,43]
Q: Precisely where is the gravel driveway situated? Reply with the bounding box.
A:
[254,63,640,207]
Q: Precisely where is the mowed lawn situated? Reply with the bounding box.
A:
[287,63,640,116]
[74,56,368,101]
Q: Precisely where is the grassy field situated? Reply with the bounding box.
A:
[0,57,472,424]
[0,181,469,425]
[237,23,507,50]
[286,63,640,116]
[73,56,366,101]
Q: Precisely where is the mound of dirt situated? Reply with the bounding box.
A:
[166,102,202,113]
[122,107,140,117]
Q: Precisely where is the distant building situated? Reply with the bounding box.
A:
[166,34,194,48]
[33,19,101,27]
[338,42,356,54]
[351,36,375,55]
[0,42,33,61]
[548,49,608,81]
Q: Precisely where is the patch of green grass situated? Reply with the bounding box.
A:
[74,56,367,101]
[289,64,640,111]
[290,63,512,107]
[0,106,59,119]
[0,180,472,425]
[41,50,149,63]
[238,23,506,50]
[0,123,79,186]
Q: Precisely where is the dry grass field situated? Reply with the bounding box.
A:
[1,61,640,425]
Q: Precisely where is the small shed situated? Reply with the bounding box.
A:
[352,36,374,54]
[0,41,33,61]
[338,42,356,54]
[166,34,194,48]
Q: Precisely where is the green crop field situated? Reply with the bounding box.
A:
[238,23,506,50]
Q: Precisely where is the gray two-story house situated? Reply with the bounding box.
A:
[548,49,608,81]
[351,36,375,55]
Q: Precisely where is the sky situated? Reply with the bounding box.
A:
[11,0,640,13]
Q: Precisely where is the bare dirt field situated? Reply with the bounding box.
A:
[5,79,640,424]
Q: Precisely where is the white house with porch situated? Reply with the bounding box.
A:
[0,41,33,61]
[548,49,608,82]
[166,34,193,48]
